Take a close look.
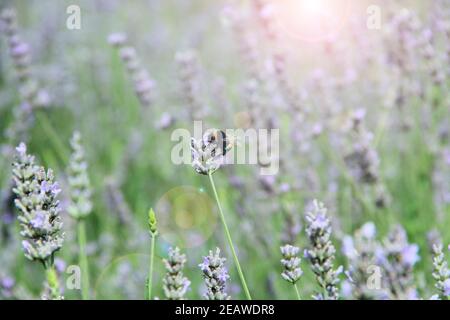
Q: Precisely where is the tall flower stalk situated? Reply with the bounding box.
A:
[280,244,303,299]
[147,208,158,300]
[12,143,64,299]
[191,131,252,300]
[208,173,252,300]
[67,131,92,300]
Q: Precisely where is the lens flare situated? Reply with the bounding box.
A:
[273,0,350,42]
[155,186,218,248]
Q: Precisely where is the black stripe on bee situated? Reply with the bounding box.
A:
[206,130,231,157]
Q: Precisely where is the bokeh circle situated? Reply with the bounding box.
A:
[155,186,218,249]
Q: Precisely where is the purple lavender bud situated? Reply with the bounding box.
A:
[360,222,376,239]
[54,258,67,274]
[374,246,387,265]
[401,244,420,267]
[443,149,450,166]
[119,47,136,61]
[135,78,155,94]
[156,112,175,130]
[15,142,26,156]
[217,269,230,283]
[30,211,47,229]
[443,279,450,297]
[303,249,309,258]
[21,240,34,257]
[310,213,328,230]
[199,256,209,272]
[353,108,366,122]
[34,90,51,108]
[279,183,291,193]
[11,42,29,58]
[40,180,61,196]
[1,277,15,290]
[107,32,127,47]
[342,236,356,259]
[341,280,353,298]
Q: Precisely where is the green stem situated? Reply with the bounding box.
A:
[322,283,329,300]
[35,111,70,163]
[45,263,60,300]
[78,219,90,300]
[147,233,156,300]
[294,283,301,300]
[208,173,252,300]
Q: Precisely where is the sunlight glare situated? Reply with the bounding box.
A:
[273,0,350,42]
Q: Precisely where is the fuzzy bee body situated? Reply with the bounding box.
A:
[205,129,236,157]
[190,129,236,175]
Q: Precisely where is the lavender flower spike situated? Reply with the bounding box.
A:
[108,33,155,108]
[199,248,231,300]
[0,8,50,146]
[175,50,205,120]
[432,244,450,300]
[378,225,419,300]
[67,131,93,219]
[281,244,303,299]
[67,131,92,299]
[280,245,303,284]
[162,247,191,300]
[12,143,64,262]
[12,143,64,300]
[342,222,381,299]
[305,200,342,300]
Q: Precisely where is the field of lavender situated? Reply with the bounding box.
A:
[0,0,449,301]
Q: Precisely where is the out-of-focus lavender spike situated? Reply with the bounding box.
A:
[344,110,380,185]
[103,177,134,226]
[0,8,51,149]
[376,225,420,300]
[108,32,156,109]
[342,222,383,300]
[175,49,207,121]
[67,131,93,220]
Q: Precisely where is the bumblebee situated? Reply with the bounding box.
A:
[204,129,237,157]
